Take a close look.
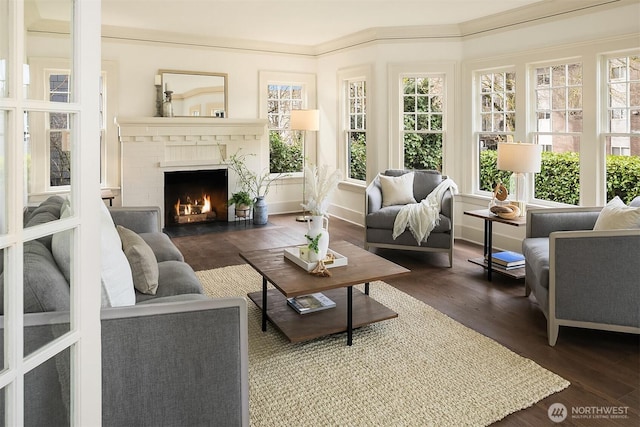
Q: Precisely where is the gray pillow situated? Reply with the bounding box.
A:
[117,225,159,295]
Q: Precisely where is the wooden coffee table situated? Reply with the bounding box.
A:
[240,240,410,345]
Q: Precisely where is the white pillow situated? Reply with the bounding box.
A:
[99,201,136,307]
[380,173,417,207]
[593,196,640,231]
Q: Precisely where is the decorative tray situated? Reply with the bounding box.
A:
[283,247,348,272]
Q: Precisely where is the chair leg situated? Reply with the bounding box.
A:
[524,280,531,297]
[448,249,453,268]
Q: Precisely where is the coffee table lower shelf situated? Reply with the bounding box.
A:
[468,257,525,280]
[247,287,398,343]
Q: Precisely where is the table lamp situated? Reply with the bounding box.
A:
[497,142,542,217]
[290,109,319,222]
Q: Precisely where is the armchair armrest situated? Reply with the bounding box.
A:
[109,206,162,233]
[365,177,383,214]
[526,207,601,238]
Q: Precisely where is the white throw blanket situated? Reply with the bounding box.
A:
[392,178,458,244]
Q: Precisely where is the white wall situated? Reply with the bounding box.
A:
[26,2,640,250]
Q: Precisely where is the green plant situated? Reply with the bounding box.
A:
[227,191,253,207]
[223,148,289,199]
[269,131,302,174]
[305,232,322,253]
[479,150,640,205]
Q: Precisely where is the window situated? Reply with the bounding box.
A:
[603,54,640,203]
[48,72,71,186]
[532,62,583,205]
[402,75,444,171]
[477,71,516,192]
[267,84,303,174]
[346,79,366,181]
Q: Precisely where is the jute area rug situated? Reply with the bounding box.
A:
[197,264,569,427]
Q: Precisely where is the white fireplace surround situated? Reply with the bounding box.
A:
[117,117,268,227]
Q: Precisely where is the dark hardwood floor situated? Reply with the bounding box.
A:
[171,213,639,426]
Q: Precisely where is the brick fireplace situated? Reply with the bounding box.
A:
[117,117,268,228]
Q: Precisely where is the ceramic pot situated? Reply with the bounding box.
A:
[306,215,329,262]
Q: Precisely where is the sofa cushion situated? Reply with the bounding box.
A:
[593,196,640,231]
[380,173,416,207]
[51,198,72,282]
[117,225,159,295]
[25,195,65,251]
[134,260,203,303]
[366,207,451,233]
[139,232,184,262]
[23,240,71,313]
[522,237,550,290]
[99,201,135,307]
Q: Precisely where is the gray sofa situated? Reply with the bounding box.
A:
[0,196,249,426]
[365,170,455,266]
[522,199,640,346]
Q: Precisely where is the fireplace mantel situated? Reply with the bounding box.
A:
[117,116,268,226]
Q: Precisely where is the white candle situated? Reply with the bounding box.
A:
[164,83,169,92]
[154,74,161,86]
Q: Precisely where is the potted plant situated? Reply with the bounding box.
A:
[228,191,253,218]
[223,148,289,224]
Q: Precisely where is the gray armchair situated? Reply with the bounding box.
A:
[522,204,640,346]
[365,170,455,266]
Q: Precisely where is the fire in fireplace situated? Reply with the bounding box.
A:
[164,169,228,227]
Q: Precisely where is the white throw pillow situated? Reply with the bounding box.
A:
[380,173,417,207]
[593,196,640,231]
[99,201,136,307]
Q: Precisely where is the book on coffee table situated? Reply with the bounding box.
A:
[287,292,336,314]
[486,251,525,268]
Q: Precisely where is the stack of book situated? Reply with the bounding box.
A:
[287,292,336,314]
[486,251,525,270]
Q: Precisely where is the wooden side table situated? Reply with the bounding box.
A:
[464,209,526,281]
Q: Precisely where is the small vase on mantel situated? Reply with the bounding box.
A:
[306,215,329,262]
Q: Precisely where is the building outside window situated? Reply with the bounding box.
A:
[477,71,516,192]
[48,72,71,186]
[402,75,444,171]
[267,83,303,174]
[532,62,583,205]
[603,53,640,203]
[346,79,366,181]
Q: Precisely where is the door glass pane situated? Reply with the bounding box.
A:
[24,343,70,426]
[24,110,74,192]
[0,111,6,235]
[0,0,7,98]
[25,0,73,102]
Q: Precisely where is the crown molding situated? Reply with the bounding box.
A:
[458,0,634,39]
[30,0,636,57]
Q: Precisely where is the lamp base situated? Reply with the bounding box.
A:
[512,200,527,217]
[295,214,312,222]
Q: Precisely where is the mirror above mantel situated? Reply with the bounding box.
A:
[160,70,228,117]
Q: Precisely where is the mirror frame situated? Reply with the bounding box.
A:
[159,69,228,117]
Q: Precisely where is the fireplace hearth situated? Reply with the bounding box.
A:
[164,169,228,227]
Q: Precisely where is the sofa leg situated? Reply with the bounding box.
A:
[547,320,559,346]
[524,280,531,297]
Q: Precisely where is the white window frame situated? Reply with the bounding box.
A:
[389,62,455,175]
[338,65,370,184]
[259,71,317,177]
[474,67,517,194]
[529,59,583,205]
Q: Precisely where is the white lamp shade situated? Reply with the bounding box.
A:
[497,142,542,173]
[290,109,319,131]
